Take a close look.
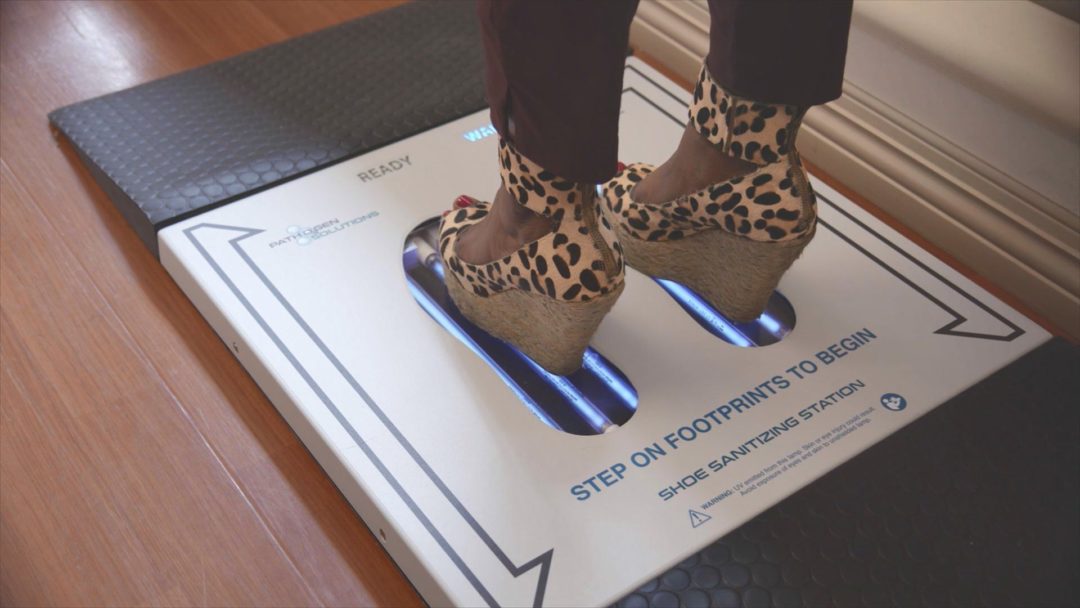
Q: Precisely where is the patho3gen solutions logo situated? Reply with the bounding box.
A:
[268,212,379,248]
[266,151,413,247]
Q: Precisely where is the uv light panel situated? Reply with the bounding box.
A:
[401,218,795,436]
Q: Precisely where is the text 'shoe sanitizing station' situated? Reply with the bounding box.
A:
[152,59,1047,606]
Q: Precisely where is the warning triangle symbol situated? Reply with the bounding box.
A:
[689,509,712,528]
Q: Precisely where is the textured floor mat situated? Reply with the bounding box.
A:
[49,1,485,255]
[615,338,1079,608]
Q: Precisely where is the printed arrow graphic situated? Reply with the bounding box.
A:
[816,194,1024,342]
[184,223,552,608]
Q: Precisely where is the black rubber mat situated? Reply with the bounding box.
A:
[616,338,1079,608]
[48,1,485,256]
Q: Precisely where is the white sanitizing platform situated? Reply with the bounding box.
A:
[158,59,1048,607]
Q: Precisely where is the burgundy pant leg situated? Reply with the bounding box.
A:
[477,0,851,182]
[705,0,853,106]
[478,0,639,184]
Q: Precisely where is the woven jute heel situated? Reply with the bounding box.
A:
[618,223,813,322]
[446,271,623,375]
[602,63,819,324]
[439,139,625,375]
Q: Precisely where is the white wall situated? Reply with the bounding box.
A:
[847,0,1079,215]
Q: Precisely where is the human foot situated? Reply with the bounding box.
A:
[454,185,553,265]
[605,63,813,243]
[438,139,625,374]
[599,64,816,321]
[629,122,757,206]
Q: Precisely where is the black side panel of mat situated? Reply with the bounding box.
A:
[48,2,485,257]
[615,338,1079,608]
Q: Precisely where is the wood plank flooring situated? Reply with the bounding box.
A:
[1,2,420,606]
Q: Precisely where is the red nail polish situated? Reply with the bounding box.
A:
[454,195,472,208]
[616,161,626,172]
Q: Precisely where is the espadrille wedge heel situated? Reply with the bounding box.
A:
[602,64,817,323]
[439,139,625,375]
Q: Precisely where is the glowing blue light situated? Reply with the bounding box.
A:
[757,312,781,334]
[582,350,638,410]
[655,278,754,347]
[412,257,637,434]
[462,123,498,143]
[406,276,563,431]
[518,355,613,433]
[434,260,633,417]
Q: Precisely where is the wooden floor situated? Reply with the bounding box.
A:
[0,2,422,606]
[0,2,1062,607]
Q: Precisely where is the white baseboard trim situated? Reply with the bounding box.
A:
[801,87,1079,337]
[630,2,1080,338]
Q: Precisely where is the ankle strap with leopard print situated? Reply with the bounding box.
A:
[497,139,585,221]
[689,65,805,166]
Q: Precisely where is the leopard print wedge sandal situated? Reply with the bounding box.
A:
[602,64,817,322]
[439,139,625,375]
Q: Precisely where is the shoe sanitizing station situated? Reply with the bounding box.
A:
[49,4,1069,606]
[156,61,1045,606]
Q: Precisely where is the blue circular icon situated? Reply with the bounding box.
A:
[880,393,907,412]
